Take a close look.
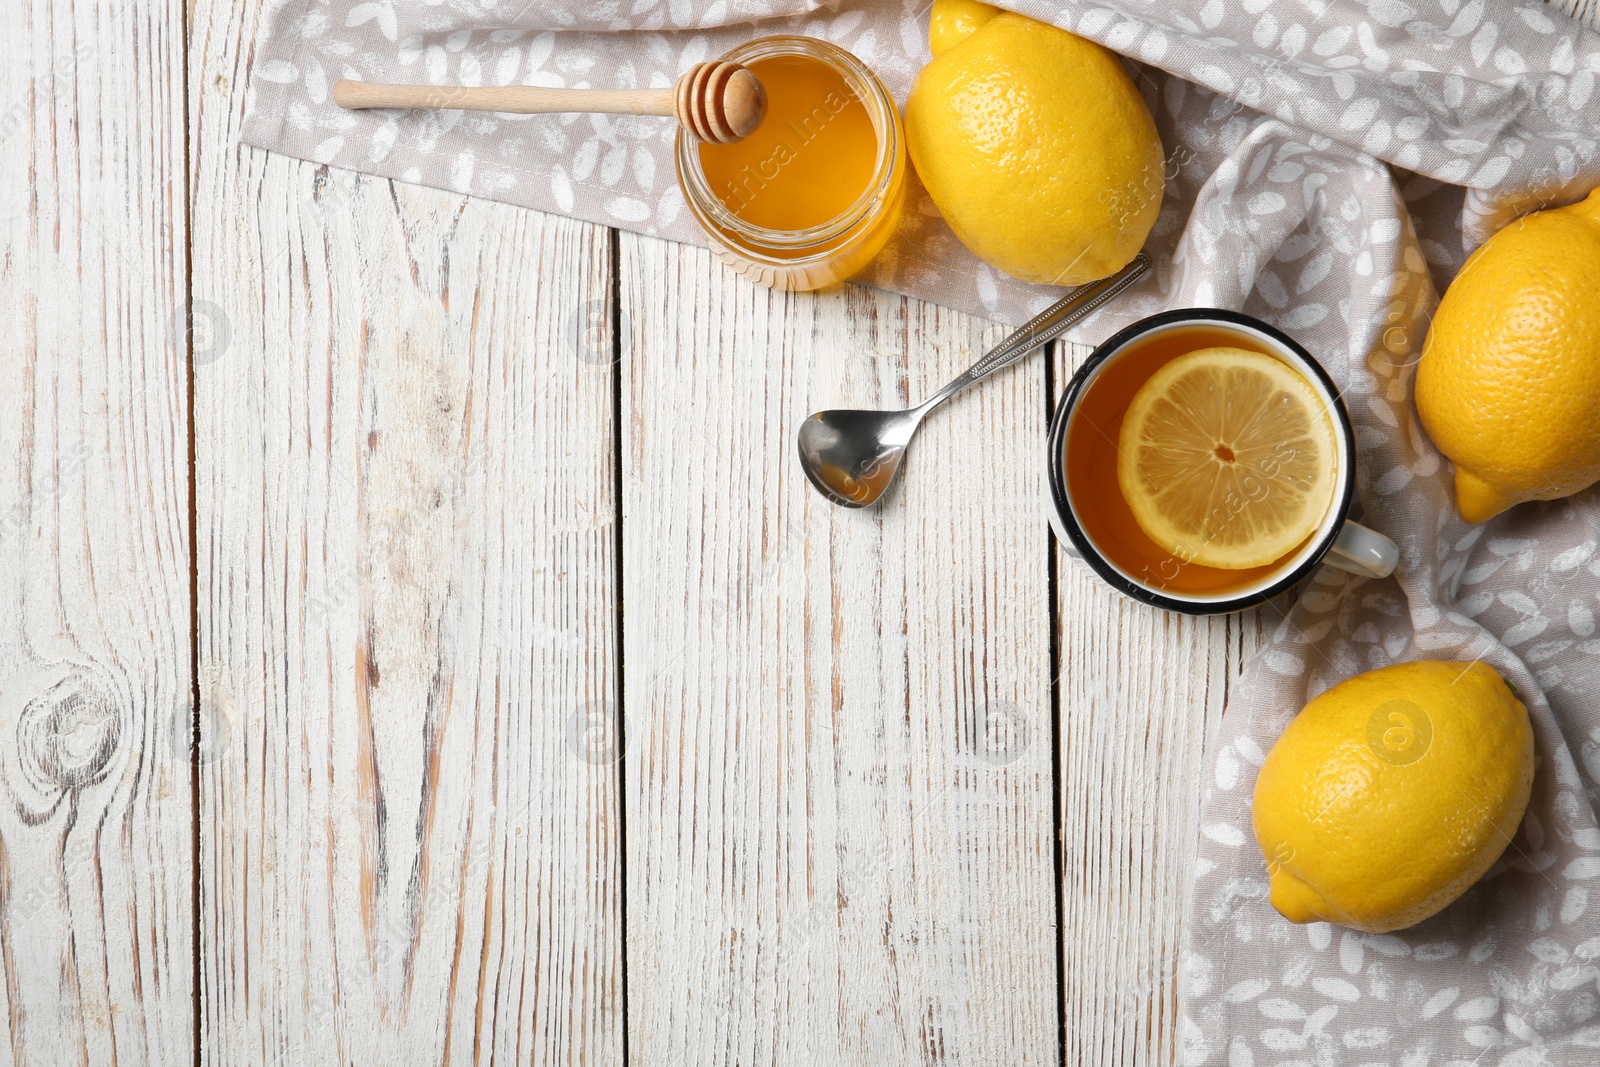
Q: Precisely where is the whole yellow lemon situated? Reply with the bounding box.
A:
[1416,187,1600,523]
[905,8,1164,287]
[1252,661,1533,933]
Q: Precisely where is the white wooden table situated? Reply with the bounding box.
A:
[3,0,1305,1062]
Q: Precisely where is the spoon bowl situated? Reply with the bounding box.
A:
[797,254,1149,508]
[798,407,923,507]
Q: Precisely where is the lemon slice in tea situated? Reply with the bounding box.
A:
[1116,347,1338,570]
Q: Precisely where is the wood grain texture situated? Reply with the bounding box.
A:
[162,2,1600,1064]
[189,0,622,1061]
[620,234,1058,1065]
[0,0,194,1064]
[1559,0,1600,31]
[1051,341,1269,1067]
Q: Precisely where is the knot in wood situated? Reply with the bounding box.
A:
[18,672,122,793]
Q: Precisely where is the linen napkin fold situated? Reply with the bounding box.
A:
[244,0,1600,1059]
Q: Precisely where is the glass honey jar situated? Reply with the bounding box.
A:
[674,36,908,292]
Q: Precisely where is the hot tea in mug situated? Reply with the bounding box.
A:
[1048,309,1397,615]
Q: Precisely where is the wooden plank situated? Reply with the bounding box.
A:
[1051,340,1269,1066]
[0,0,193,1063]
[188,1,623,1061]
[620,235,1058,1065]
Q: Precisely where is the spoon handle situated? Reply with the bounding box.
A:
[333,81,677,117]
[921,253,1150,411]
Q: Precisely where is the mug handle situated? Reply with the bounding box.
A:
[1324,519,1399,579]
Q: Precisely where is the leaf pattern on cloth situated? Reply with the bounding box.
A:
[241,0,1600,326]
[242,0,1600,1059]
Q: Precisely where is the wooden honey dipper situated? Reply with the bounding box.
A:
[333,61,768,144]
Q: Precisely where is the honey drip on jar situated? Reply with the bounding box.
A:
[696,53,879,232]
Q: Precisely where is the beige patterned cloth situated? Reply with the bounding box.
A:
[244,0,1600,1060]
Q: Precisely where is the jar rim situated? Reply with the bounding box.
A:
[674,36,901,250]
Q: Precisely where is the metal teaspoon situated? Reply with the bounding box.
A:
[797,253,1150,508]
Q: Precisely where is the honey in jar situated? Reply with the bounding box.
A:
[696,53,879,232]
[675,37,908,292]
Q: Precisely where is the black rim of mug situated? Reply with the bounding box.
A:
[1047,307,1360,617]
